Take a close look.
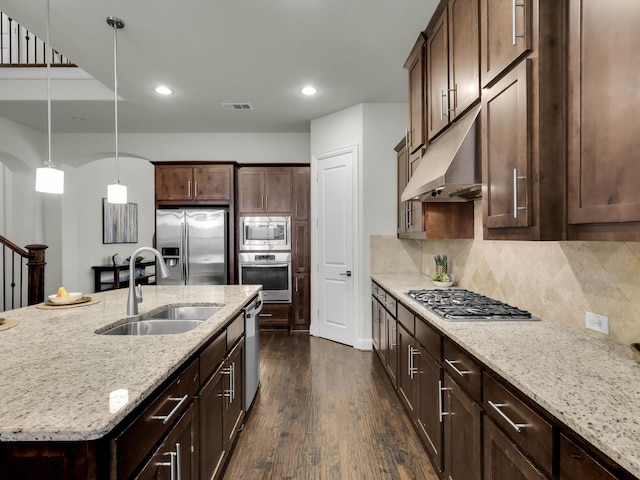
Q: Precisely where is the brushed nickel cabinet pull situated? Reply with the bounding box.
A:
[488,400,527,433]
[512,0,526,46]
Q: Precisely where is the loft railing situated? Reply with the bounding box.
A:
[0,235,47,311]
[1,12,74,66]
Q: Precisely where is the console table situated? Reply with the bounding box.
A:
[91,260,156,293]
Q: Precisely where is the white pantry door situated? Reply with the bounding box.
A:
[314,147,355,346]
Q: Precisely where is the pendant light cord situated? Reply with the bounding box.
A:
[112,20,120,184]
[45,0,52,168]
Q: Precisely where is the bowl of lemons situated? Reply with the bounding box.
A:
[48,287,83,305]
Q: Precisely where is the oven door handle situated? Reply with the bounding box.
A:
[242,263,290,268]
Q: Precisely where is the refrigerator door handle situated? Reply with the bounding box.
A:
[184,220,190,282]
[180,221,186,282]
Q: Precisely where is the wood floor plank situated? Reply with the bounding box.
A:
[222,333,440,480]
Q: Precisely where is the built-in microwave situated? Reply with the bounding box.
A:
[239,216,291,251]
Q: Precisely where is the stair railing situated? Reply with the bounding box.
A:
[0,235,47,311]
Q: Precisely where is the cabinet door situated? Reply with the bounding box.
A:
[427,8,450,140]
[193,165,232,201]
[199,367,226,480]
[417,347,444,473]
[293,221,310,273]
[448,0,480,119]
[155,166,194,201]
[567,0,640,227]
[397,324,418,417]
[385,314,398,387]
[559,434,618,480]
[293,273,310,330]
[480,0,532,87]
[292,167,310,221]
[223,339,245,449]
[406,34,426,153]
[482,60,532,229]
[264,168,292,213]
[137,403,198,480]
[443,373,482,480]
[237,168,265,213]
[484,418,547,480]
[371,296,381,354]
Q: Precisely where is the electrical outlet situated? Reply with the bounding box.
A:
[585,311,609,335]
[424,267,430,276]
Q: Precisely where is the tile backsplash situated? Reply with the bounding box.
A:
[371,201,640,347]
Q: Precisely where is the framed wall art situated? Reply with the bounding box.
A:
[102,199,138,244]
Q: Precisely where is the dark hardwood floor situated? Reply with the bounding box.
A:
[223,332,439,480]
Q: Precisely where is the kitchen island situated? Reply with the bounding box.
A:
[0,284,261,479]
[373,273,640,480]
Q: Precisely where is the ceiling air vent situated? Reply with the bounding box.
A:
[221,103,253,111]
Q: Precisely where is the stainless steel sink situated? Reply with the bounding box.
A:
[146,305,222,320]
[99,304,223,336]
[102,319,204,336]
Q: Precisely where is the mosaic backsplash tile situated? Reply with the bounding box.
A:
[370,202,640,347]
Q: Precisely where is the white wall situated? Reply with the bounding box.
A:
[310,103,407,349]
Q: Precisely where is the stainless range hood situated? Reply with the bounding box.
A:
[401,104,481,202]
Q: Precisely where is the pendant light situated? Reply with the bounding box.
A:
[106,16,127,204]
[35,0,64,194]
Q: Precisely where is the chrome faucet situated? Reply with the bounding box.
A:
[126,247,170,315]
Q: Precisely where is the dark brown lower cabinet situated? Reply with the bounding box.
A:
[484,417,546,480]
[416,346,443,473]
[137,403,198,480]
[199,365,226,480]
[443,373,482,480]
[292,273,310,330]
[397,324,419,417]
[385,312,398,387]
[224,339,245,449]
[371,296,382,355]
[259,303,291,330]
[559,434,618,480]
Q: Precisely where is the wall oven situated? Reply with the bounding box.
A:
[239,216,291,251]
[238,252,292,303]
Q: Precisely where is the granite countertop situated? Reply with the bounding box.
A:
[372,273,640,479]
[0,284,261,442]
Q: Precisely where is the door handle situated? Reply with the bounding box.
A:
[339,270,352,277]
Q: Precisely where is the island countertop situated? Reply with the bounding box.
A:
[0,284,261,442]
[372,273,640,479]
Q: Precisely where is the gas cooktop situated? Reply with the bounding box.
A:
[406,289,540,322]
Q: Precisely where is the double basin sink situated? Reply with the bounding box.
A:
[100,305,223,336]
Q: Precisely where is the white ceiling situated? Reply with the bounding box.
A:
[0,0,438,134]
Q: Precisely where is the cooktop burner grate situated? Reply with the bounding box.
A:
[406,289,539,322]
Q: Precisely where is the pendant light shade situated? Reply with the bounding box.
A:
[35,0,64,194]
[106,16,127,204]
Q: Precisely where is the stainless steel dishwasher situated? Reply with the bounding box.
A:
[244,292,263,410]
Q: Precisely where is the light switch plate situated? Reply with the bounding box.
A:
[585,311,609,335]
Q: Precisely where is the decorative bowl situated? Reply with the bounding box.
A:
[48,292,83,305]
[631,343,640,363]
[432,281,454,288]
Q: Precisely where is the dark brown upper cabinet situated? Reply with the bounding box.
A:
[567,0,640,241]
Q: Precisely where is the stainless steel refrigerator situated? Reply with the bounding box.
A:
[156,209,228,285]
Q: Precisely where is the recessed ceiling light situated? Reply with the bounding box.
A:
[301,86,317,96]
[154,85,173,95]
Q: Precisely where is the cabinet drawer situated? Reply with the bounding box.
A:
[259,303,291,328]
[227,313,244,350]
[484,373,553,476]
[443,338,482,403]
[113,359,199,480]
[397,303,414,335]
[381,290,398,317]
[200,331,226,383]
[559,434,618,480]
[415,317,441,361]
